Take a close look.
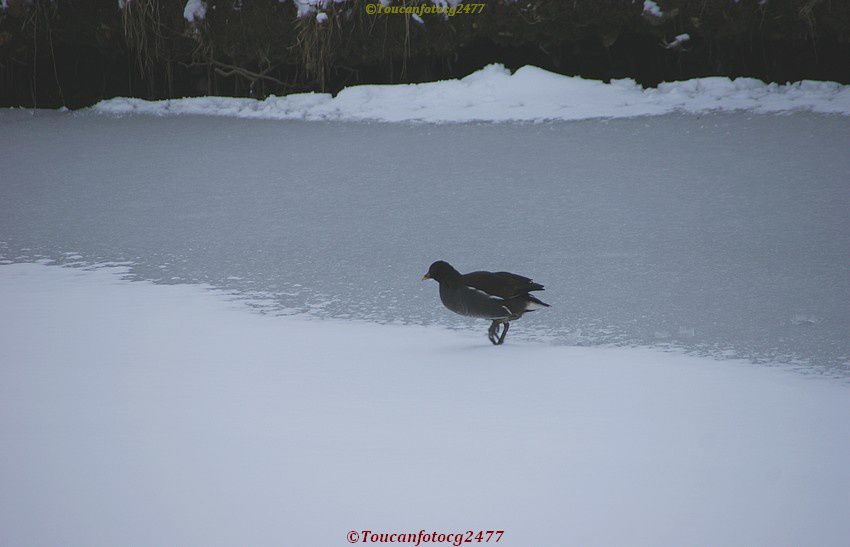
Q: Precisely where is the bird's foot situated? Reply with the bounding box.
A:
[496,322,510,345]
[488,321,500,345]
[488,321,510,345]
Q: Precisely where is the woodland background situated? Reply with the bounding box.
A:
[1,0,848,108]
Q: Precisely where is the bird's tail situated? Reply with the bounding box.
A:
[525,294,550,310]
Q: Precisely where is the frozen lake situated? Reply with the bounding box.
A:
[1,110,848,373]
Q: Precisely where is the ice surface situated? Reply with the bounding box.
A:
[1,110,848,374]
[93,64,850,123]
[2,262,849,545]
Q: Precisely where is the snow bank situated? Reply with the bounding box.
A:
[2,262,849,545]
[92,64,850,123]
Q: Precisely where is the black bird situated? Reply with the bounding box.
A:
[421,260,549,345]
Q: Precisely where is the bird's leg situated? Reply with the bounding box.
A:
[496,321,510,345]
[488,320,500,345]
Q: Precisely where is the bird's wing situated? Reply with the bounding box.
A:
[452,284,513,319]
[494,271,545,292]
[461,271,545,299]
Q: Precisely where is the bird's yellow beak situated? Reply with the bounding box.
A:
[421,273,431,281]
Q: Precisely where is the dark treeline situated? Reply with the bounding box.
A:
[1,0,848,109]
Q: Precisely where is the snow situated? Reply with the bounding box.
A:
[1,261,849,545]
[183,0,207,23]
[291,0,333,18]
[93,64,850,123]
[643,0,662,18]
[665,33,690,49]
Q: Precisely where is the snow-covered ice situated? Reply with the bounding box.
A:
[93,64,850,123]
[1,262,849,546]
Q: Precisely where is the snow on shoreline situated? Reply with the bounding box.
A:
[2,262,850,545]
[92,64,850,123]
